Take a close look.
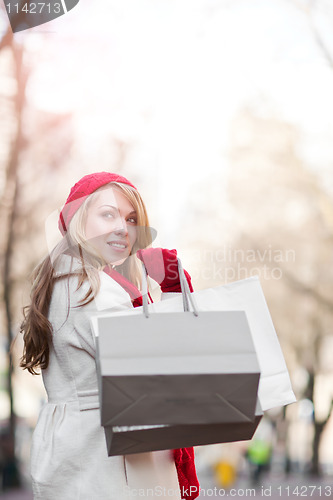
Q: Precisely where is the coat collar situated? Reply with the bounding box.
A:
[52,253,143,308]
[53,253,85,277]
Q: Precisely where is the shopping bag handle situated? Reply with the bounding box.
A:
[141,257,198,318]
[177,258,198,316]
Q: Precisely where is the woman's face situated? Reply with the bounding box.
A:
[84,187,137,265]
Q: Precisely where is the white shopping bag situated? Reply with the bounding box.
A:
[148,274,296,411]
[91,261,295,426]
[90,260,262,427]
[90,259,295,455]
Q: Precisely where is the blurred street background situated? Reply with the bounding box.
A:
[1,0,333,497]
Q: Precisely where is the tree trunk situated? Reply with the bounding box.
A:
[310,421,324,476]
[1,39,27,491]
[304,370,333,477]
[310,400,333,477]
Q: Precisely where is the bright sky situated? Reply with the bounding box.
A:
[4,0,333,236]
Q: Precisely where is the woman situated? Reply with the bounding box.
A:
[20,172,199,500]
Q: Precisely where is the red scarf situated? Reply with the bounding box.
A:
[104,267,200,500]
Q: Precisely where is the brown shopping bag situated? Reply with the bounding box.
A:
[103,401,263,456]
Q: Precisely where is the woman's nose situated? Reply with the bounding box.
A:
[113,216,128,235]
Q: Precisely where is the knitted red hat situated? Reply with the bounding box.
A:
[58,172,137,235]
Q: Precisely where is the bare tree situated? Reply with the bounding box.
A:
[227,107,333,476]
[0,21,28,486]
[0,22,74,488]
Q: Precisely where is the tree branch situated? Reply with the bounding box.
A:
[282,267,333,311]
[0,26,13,53]
[291,0,333,69]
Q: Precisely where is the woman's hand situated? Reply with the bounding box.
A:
[136,247,193,293]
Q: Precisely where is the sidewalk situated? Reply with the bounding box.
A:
[1,473,332,499]
[197,469,333,499]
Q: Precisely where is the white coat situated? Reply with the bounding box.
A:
[30,254,181,500]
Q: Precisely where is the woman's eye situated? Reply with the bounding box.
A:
[101,211,114,219]
[127,217,137,225]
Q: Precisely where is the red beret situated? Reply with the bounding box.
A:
[58,172,137,235]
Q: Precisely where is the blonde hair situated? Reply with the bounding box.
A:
[20,181,152,374]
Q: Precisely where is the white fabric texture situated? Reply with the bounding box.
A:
[30,255,180,500]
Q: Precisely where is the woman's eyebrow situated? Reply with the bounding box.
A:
[98,204,117,210]
[98,205,137,215]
